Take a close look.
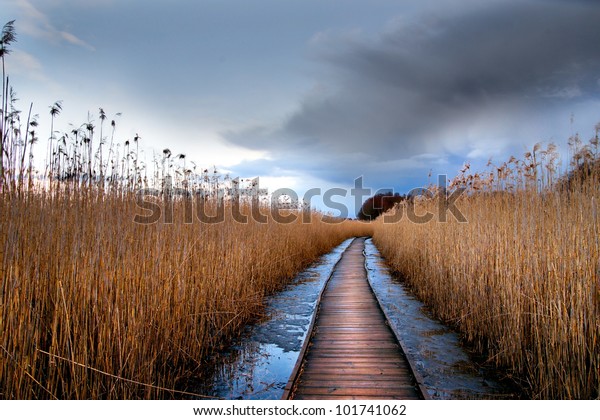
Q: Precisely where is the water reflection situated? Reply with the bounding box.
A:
[191,239,354,399]
[364,238,518,399]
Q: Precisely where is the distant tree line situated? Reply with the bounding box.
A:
[357,192,407,220]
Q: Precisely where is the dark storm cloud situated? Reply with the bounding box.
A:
[225,0,600,182]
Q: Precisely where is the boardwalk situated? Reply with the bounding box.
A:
[283,237,426,400]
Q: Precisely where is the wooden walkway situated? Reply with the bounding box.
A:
[283,237,427,400]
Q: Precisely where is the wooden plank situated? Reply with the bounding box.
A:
[296,368,412,376]
[305,354,410,362]
[310,334,396,341]
[297,380,416,388]
[304,358,410,365]
[294,386,418,397]
[293,395,397,400]
[302,364,411,371]
[305,353,403,358]
[315,326,390,331]
[303,355,403,361]
[307,343,400,350]
[299,373,416,382]
[317,319,385,323]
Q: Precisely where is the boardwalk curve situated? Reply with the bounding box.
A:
[283,237,427,400]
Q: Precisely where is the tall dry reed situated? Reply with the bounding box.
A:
[0,188,371,399]
[374,140,600,399]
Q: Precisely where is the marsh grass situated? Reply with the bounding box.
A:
[0,188,371,399]
[374,137,600,399]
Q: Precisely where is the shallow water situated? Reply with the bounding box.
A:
[192,237,517,399]
[191,238,354,399]
[364,238,517,399]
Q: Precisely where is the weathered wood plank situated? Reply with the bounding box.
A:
[303,360,407,366]
[293,386,418,397]
[295,367,413,376]
[298,374,416,382]
[293,395,396,400]
[305,352,408,359]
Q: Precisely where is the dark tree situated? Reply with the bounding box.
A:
[357,192,406,220]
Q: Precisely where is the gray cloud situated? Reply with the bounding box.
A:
[225,0,600,187]
[15,0,96,51]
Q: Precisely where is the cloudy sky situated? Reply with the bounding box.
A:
[3,0,600,214]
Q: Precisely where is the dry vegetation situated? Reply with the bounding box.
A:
[0,22,373,398]
[374,135,600,399]
[0,190,370,399]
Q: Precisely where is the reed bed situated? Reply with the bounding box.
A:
[0,189,371,399]
[373,139,600,399]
